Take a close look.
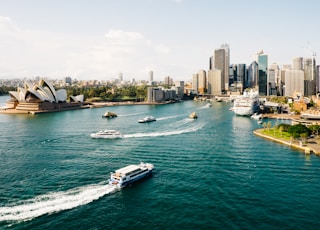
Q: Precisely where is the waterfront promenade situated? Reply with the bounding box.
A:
[254,128,320,156]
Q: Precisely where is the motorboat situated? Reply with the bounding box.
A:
[90,129,123,139]
[109,162,154,189]
[102,111,117,118]
[251,113,262,120]
[189,112,198,119]
[138,116,156,123]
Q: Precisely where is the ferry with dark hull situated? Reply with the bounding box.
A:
[109,162,154,188]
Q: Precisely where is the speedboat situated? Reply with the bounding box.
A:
[138,116,156,123]
[251,113,262,120]
[90,129,123,139]
[109,162,154,189]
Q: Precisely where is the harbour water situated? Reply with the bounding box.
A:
[1,96,320,229]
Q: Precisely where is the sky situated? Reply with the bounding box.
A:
[0,0,320,81]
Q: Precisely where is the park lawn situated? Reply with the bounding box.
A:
[260,128,292,141]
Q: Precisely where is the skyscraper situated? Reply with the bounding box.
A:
[220,43,230,91]
[197,70,207,94]
[247,61,258,89]
[149,71,154,82]
[237,64,246,93]
[268,63,280,96]
[209,44,230,93]
[256,51,268,96]
[207,68,222,95]
[304,57,317,96]
[192,73,199,94]
[213,49,225,92]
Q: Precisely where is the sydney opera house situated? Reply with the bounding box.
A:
[2,79,84,114]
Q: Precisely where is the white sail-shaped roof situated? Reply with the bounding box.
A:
[27,88,45,101]
[56,89,67,102]
[9,78,78,104]
[70,94,84,102]
[39,79,58,102]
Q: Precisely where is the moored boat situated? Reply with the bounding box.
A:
[109,162,154,188]
[90,129,123,139]
[251,113,262,120]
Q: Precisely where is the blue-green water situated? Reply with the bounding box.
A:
[1,96,320,229]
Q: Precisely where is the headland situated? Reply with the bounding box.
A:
[254,128,320,156]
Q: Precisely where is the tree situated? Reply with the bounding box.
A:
[288,124,311,139]
[300,133,308,144]
[263,122,267,130]
[267,121,272,130]
[279,125,284,137]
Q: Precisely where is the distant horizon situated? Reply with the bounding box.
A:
[0,0,319,81]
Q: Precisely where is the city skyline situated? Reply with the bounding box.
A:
[0,0,320,81]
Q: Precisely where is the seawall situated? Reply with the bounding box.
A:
[253,129,320,156]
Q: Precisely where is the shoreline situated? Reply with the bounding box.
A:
[0,101,173,114]
[253,129,320,156]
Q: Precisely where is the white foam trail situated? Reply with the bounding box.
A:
[0,183,116,222]
[156,115,179,121]
[123,123,204,138]
[198,103,211,109]
[118,112,144,117]
[172,118,194,126]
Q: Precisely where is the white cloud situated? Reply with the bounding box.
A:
[0,19,175,80]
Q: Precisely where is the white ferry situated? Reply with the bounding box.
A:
[90,129,123,139]
[109,162,154,188]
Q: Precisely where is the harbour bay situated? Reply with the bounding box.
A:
[0,96,320,229]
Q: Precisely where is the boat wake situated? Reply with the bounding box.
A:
[123,122,204,138]
[118,112,144,117]
[156,115,179,121]
[198,103,212,109]
[0,182,116,222]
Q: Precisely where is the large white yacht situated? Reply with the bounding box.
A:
[90,129,123,139]
[109,162,154,188]
[232,90,259,116]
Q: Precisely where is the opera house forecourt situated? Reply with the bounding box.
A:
[0,79,85,114]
